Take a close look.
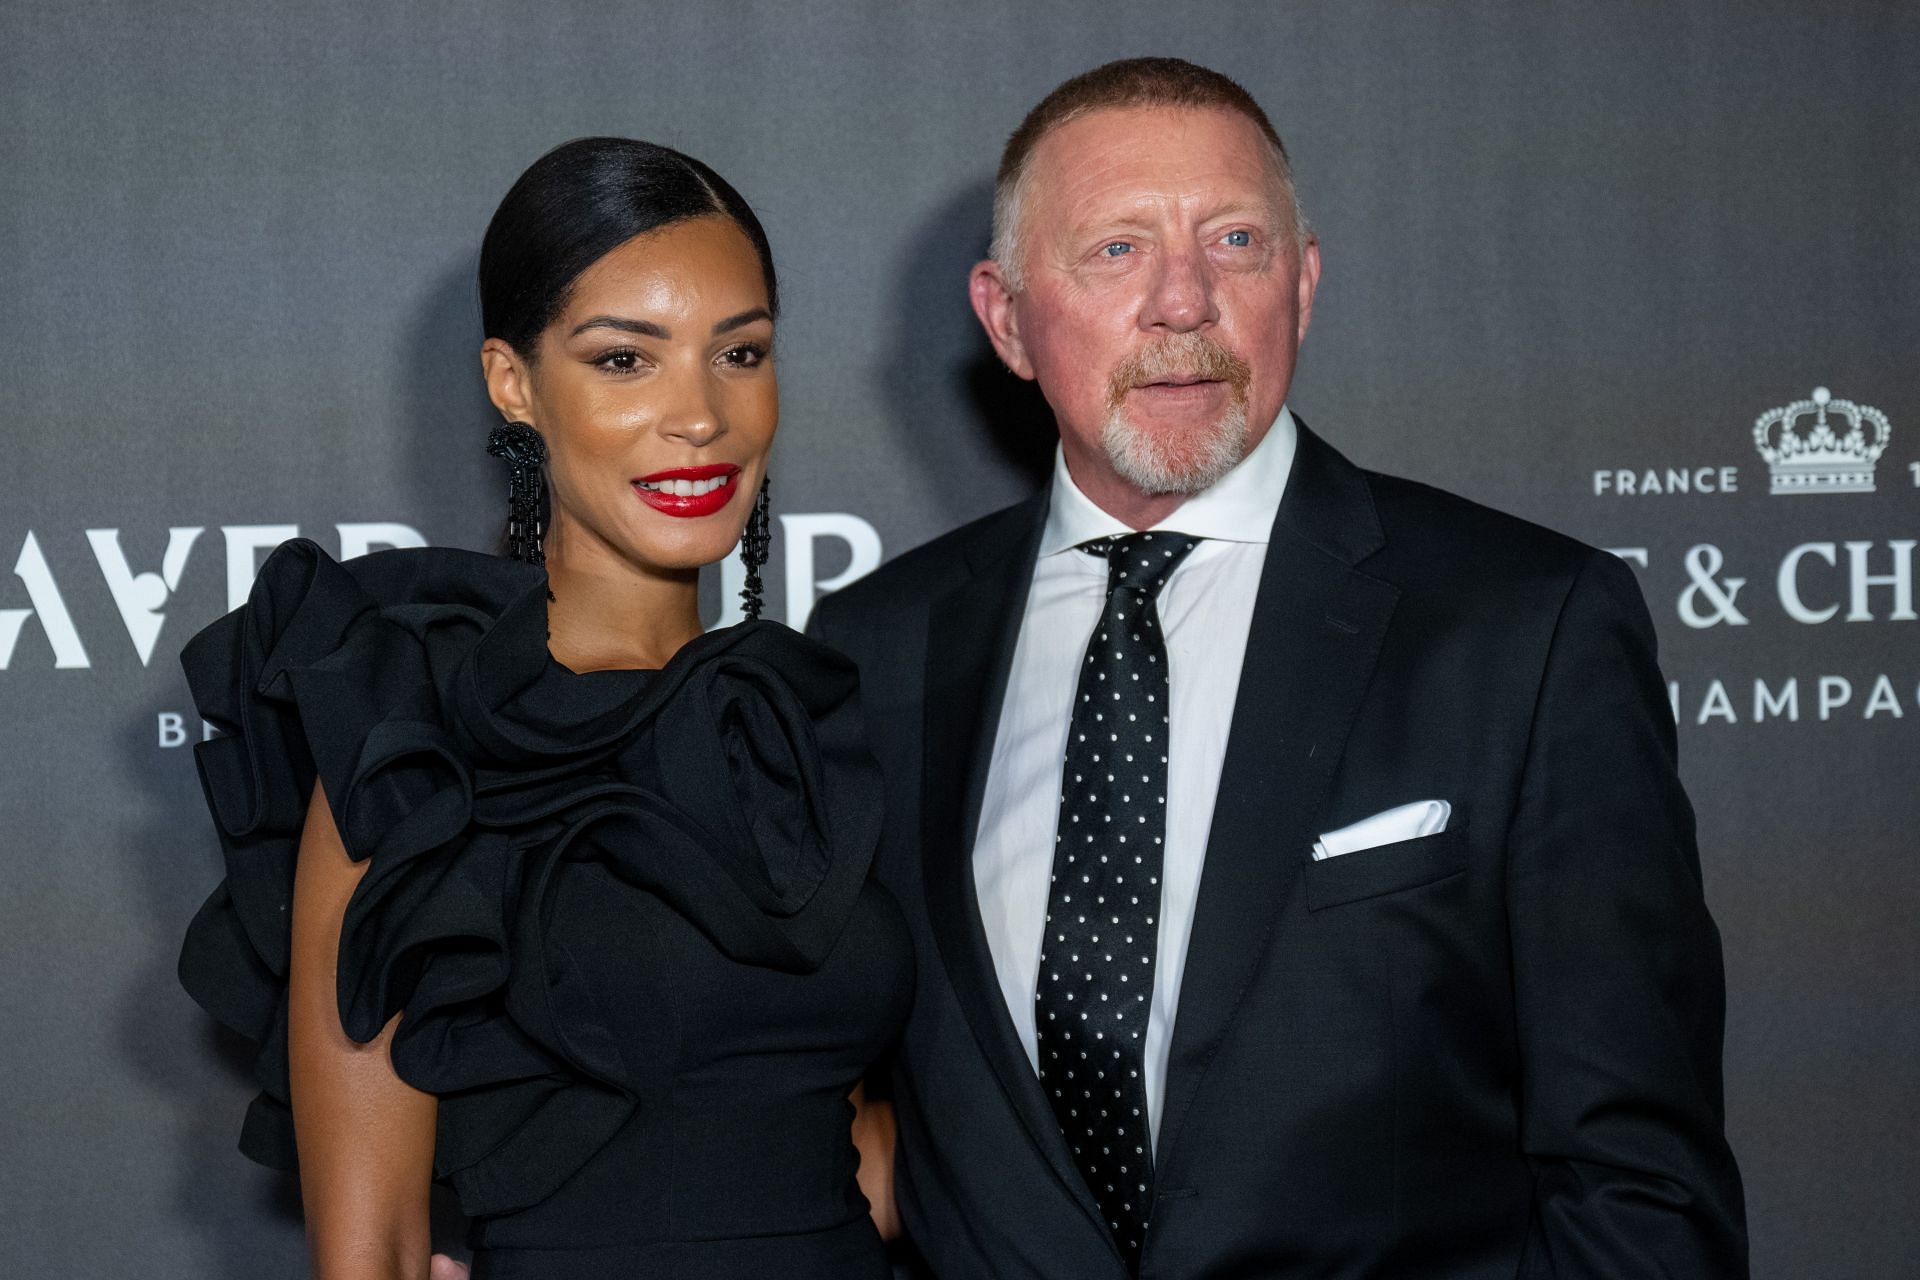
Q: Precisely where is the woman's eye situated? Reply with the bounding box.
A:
[1100,242,1133,257]
[1223,230,1253,247]
[595,348,643,373]
[719,343,768,368]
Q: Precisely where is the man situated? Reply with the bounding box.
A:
[807,58,1747,1277]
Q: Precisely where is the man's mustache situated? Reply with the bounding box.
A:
[1106,334,1253,411]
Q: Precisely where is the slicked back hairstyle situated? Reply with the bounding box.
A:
[480,136,778,357]
[989,57,1307,289]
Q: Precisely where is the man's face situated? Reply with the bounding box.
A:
[972,105,1319,506]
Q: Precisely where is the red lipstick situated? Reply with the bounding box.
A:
[631,464,742,518]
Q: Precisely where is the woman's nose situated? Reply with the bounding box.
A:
[658,371,725,447]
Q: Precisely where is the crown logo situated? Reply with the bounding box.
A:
[1753,387,1891,495]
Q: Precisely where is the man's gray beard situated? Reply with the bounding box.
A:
[1099,398,1251,496]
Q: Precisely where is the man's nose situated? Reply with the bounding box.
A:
[1140,245,1219,333]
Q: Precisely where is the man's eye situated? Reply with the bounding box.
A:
[1101,242,1133,257]
[1223,230,1252,247]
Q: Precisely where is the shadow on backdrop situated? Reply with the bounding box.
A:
[399,255,503,556]
[879,179,1055,529]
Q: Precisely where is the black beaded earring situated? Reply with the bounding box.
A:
[486,421,547,566]
[739,476,772,621]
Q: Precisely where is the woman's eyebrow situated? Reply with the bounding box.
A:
[713,307,772,335]
[570,315,671,339]
[567,308,770,339]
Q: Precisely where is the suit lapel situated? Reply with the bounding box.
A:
[1154,422,1401,1173]
[920,491,1114,1235]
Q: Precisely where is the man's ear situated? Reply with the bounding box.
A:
[1294,234,1322,342]
[481,338,537,424]
[968,259,1035,381]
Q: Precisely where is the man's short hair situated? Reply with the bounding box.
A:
[990,57,1307,289]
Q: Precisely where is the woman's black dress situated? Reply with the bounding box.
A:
[176,540,913,1279]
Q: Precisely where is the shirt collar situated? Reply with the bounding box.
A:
[1039,405,1296,557]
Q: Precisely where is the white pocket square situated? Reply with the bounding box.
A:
[1312,800,1452,861]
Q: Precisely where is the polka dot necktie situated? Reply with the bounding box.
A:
[1035,530,1201,1272]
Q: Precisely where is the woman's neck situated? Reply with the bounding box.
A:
[540,517,704,673]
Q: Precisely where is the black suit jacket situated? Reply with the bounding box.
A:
[809,422,1746,1278]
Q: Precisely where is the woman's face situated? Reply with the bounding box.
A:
[484,214,778,577]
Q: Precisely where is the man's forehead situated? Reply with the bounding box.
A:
[1034,103,1273,167]
[1028,105,1286,222]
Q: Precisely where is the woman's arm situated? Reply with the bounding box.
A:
[289,779,438,1280]
[850,1081,900,1241]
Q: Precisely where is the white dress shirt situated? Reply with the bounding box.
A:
[972,408,1296,1151]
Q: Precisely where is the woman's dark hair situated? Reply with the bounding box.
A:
[479,136,778,354]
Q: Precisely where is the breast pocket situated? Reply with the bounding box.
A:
[1302,823,1469,912]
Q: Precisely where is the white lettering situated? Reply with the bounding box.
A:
[0,532,89,669]
[1595,466,1736,496]
[87,527,204,666]
[1667,679,1680,723]
[1844,540,1917,622]
[337,522,427,560]
[1864,675,1904,718]
[1752,677,1799,723]
[1818,675,1852,721]
[1677,544,1747,628]
[1696,679,1737,724]
[223,525,300,610]
[1605,547,1649,568]
[781,513,882,633]
[1778,542,1839,624]
[158,712,186,748]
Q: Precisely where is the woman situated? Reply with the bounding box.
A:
[177,137,911,1279]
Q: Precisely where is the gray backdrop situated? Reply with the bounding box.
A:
[3,1,1915,1275]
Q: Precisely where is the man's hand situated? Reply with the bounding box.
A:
[429,1254,470,1279]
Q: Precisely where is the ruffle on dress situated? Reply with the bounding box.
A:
[177,539,882,1217]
